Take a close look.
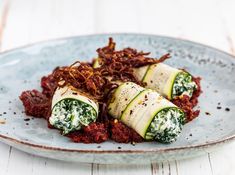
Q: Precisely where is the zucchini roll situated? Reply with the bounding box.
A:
[93,59,197,100]
[108,82,185,143]
[134,63,197,100]
[49,86,99,134]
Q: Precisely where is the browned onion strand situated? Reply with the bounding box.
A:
[51,62,112,101]
[94,38,171,86]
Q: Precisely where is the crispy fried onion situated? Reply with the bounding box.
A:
[95,38,170,84]
[52,62,111,100]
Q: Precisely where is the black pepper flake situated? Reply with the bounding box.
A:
[130,110,133,115]
[97,146,101,148]
[205,112,211,115]
[217,106,222,110]
[225,108,230,112]
[24,118,30,121]
[218,102,221,105]
[118,147,122,149]
[72,92,77,95]
[13,112,16,115]
[3,112,6,114]
[189,134,192,136]
[9,101,12,104]
[125,98,128,101]
[150,80,153,83]
[26,123,29,125]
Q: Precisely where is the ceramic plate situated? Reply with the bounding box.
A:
[0,34,234,164]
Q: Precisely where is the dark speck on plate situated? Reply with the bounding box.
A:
[118,147,122,149]
[205,112,211,115]
[97,146,101,148]
[189,134,192,136]
[24,118,30,121]
[131,142,136,146]
[3,112,6,114]
[26,123,29,125]
[217,106,222,110]
[225,108,230,112]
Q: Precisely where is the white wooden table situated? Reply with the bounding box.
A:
[0,0,235,174]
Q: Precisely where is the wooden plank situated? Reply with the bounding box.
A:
[209,142,235,175]
[30,156,92,175]
[5,148,35,175]
[215,0,235,55]
[1,0,32,51]
[93,0,140,33]
[92,164,152,175]
[0,0,9,49]
[0,143,12,175]
[136,0,230,53]
[177,155,213,175]
[1,0,95,51]
[151,161,178,175]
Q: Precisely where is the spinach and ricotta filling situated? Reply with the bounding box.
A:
[145,107,185,143]
[172,72,197,99]
[50,98,97,134]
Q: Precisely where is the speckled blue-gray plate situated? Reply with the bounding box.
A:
[0,34,234,164]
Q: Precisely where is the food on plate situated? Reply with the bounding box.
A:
[20,38,202,144]
[134,63,197,100]
[93,45,197,100]
[50,86,99,134]
[108,82,185,143]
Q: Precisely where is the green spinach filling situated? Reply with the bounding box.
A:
[145,107,185,143]
[50,98,97,134]
[172,72,197,99]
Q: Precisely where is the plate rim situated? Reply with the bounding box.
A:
[1,33,235,153]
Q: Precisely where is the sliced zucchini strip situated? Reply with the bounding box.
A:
[49,86,98,134]
[108,82,185,143]
[140,63,197,99]
[108,82,144,119]
[93,57,197,100]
